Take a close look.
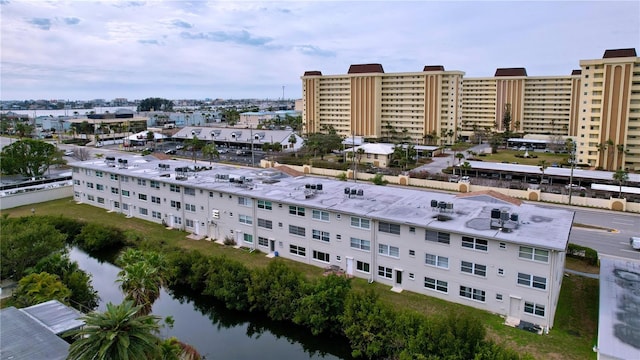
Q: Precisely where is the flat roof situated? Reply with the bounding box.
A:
[597,256,640,360]
[74,156,575,251]
[0,307,69,360]
[172,126,298,144]
[462,161,640,183]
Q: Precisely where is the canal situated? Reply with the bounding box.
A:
[69,247,353,359]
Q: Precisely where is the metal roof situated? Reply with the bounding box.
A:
[0,307,70,360]
[75,156,575,251]
[462,160,640,183]
[597,256,640,360]
[21,300,85,335]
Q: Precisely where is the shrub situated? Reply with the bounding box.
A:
[223,236,236,246]
[74,223,126,253]
[372,173,388,186]
[567,243,598,266]
[337,172,347,181]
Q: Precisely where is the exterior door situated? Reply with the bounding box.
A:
[269,239,275,253]
[395,270,402,286]
[509,296,521,318]
[346,257,354,276]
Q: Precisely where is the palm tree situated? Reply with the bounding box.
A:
[288,134,297,156]
[538,159,548,182]
[460,161,472,176]
[613,169,629,199]
[117,249,169,316]
[455,152,464,175]
[66,300,162,360]
[202,143,219,165]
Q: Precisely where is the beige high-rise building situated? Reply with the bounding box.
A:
[302,48,639,171]
[575,49,640,171]
[302,64,464,145]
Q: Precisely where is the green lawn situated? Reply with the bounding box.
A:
[475,150,570,167]
[3,198,599,360]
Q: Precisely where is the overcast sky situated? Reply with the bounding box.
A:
[1,1,638,101]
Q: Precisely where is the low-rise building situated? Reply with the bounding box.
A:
[70,155,574,330]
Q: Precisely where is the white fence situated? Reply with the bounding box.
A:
[1,183,74,210]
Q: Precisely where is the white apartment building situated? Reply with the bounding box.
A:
[71,155,574,330]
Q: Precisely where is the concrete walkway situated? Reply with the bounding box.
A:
[564,268,599,279]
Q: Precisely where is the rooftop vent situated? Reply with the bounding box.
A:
[491,208,501,219]
[158,163,170,171]
[316,184,323,191]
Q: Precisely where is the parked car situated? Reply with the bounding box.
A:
[64,150,74,156]
[164,149,176,155]
[218,149,229,154]
[565,184,586,191]
[448,175,460,182]
[176,145,184,150]
[630,237,640,250]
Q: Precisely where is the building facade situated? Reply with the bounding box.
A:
[302,48,640,171]
[71,155,574,330]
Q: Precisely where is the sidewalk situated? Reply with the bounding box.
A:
[564,268,599,279]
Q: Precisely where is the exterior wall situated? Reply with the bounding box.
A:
[460,77,498,134]
[0,184,73,210]
[577,57,640,171]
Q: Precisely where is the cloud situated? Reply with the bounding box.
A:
[181,30,273,47]
[293,45,335,57]
[138,39,161,45]
[63,17,80,25]
[172,20,192,29]
[28,18,51,30]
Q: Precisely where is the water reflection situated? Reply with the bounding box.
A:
[69,248,353,360]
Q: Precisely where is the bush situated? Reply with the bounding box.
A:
[74,223,126,253]
[223,236,236,246]
[337,172,347,181]
[372,173,388,186]
[567,243,598,266]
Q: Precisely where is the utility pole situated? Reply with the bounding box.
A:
[568,140,576,205]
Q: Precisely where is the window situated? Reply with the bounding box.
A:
[459,286,485,302]
[170,200,181,209]
[173,216,182,225]
[139,207,148,215]
[110,174,119,181]
[257,200,272,210]
[184,187,195,196]
[409,227,415,233]
[425,230,450,244]
[138,193,147,201]
[87,182,94,189]
[312,229,330,242]
[312,209,329,221]
[425,253,449,269]
[137,178,146,186]
[290,244,306,256]
[87,195,95,201]
[185,203,196,212]
[170,184,180,193]
[356,261,370,273]
[96,171,104,178]
[185,219,194,228]
[243,233,253,243]
[461,236,488,251]
[289,206,305,216]
[114,201,120,209]
[151,196,161,204]
[257,218,272,229]
[238,197,252,206]
[350,237,371,251]
[150,180,160,189]
[461,261,487,277]
[239,214,253,225]
[350,216,370,229]
[97,197,105,204]
[289,225,306,237]
[409,249,415,257]
[378,244,399,258]
[313,250,330,263]
[379,222,401,235]
[258,237,269,247]
[517,273,547,290]
[121,190,130,197]
[152,211,161,219]
[519,246,549,263]
[74,179,81,185]
[96,184,104,191]
[378,266,393,279]
[111,187,119,194]
[424,277,448,293]
[524,301,545,317]
[496,294,503,301]
[122,203,129,210]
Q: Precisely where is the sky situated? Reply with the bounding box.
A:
[1,1,639,101]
